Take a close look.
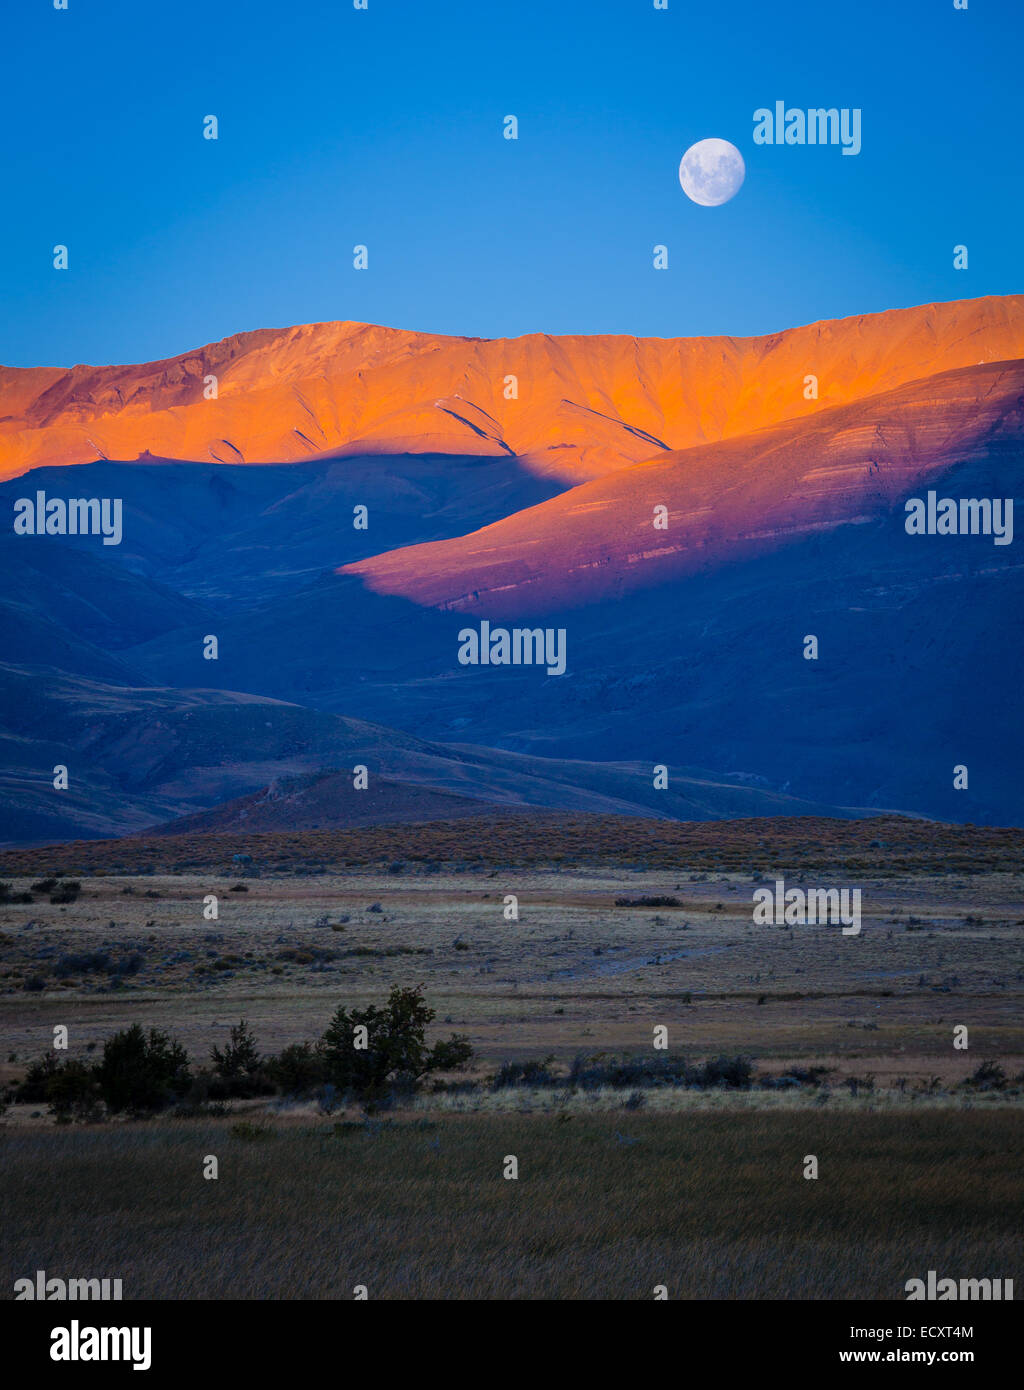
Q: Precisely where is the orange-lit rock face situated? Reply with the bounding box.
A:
[1,295,1022,483]
[338,360,1024,617]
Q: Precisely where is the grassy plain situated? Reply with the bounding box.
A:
[4,1109,1022,1300]
[1,813,1022,1298]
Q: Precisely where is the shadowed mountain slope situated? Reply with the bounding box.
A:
[0,452,565,604]
[0,665,867,845]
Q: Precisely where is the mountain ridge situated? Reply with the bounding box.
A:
[3,294,1022,485]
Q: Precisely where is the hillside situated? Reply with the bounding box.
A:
[3,296,1021,484]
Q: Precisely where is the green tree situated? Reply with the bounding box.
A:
[95,1024,191,1113]
[211,1019,261,1080]
[45,1059,102,1122]
[318,985,472,1099]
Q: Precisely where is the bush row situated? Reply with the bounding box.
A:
[8,985,473,1120]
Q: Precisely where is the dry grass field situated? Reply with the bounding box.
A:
[3,1110,1023,1300]
[1,814,1022,1298]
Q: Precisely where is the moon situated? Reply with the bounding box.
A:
[678,138,745,207]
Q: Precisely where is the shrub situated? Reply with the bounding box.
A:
[49,881,81,905]
[0,880,34,903]
[231,1121,271,1140]
[17,1054,102,1121]
[318,985,473,1100]
[17,1053,63,1102]
[47,1060,103,1122]
[700,1055,753,1089]
[963,1060,1007,1091]
[492,1056,559,1089]
[112,951,144,977]
[52,950,143,980]
[614,896,681,908]
[52,950,110,978]
[265,1041,326,1096]
[566,1052,754,1091]
[95,1025,192,1114]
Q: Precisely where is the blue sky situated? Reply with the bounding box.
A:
[1,0,1021,365]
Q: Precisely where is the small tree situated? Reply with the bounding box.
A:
[16,1052,63,1102]
[208,1019,271,1099]
[96,1024,192,1114]
[318,985,472,1099]
[46,1059,102,1123]
[211,1019,261,1080]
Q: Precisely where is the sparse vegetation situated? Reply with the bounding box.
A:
[566,1052,754,1091]
[963,1060,1009,1091]
[492,1056,559,1089]
[0,880,33,904]
[3,812,1022,876]
[1,843,1021,1303]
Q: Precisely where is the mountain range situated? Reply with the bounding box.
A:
[1,294,1021,842]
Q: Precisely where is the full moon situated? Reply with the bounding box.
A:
[678,138,745,207]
